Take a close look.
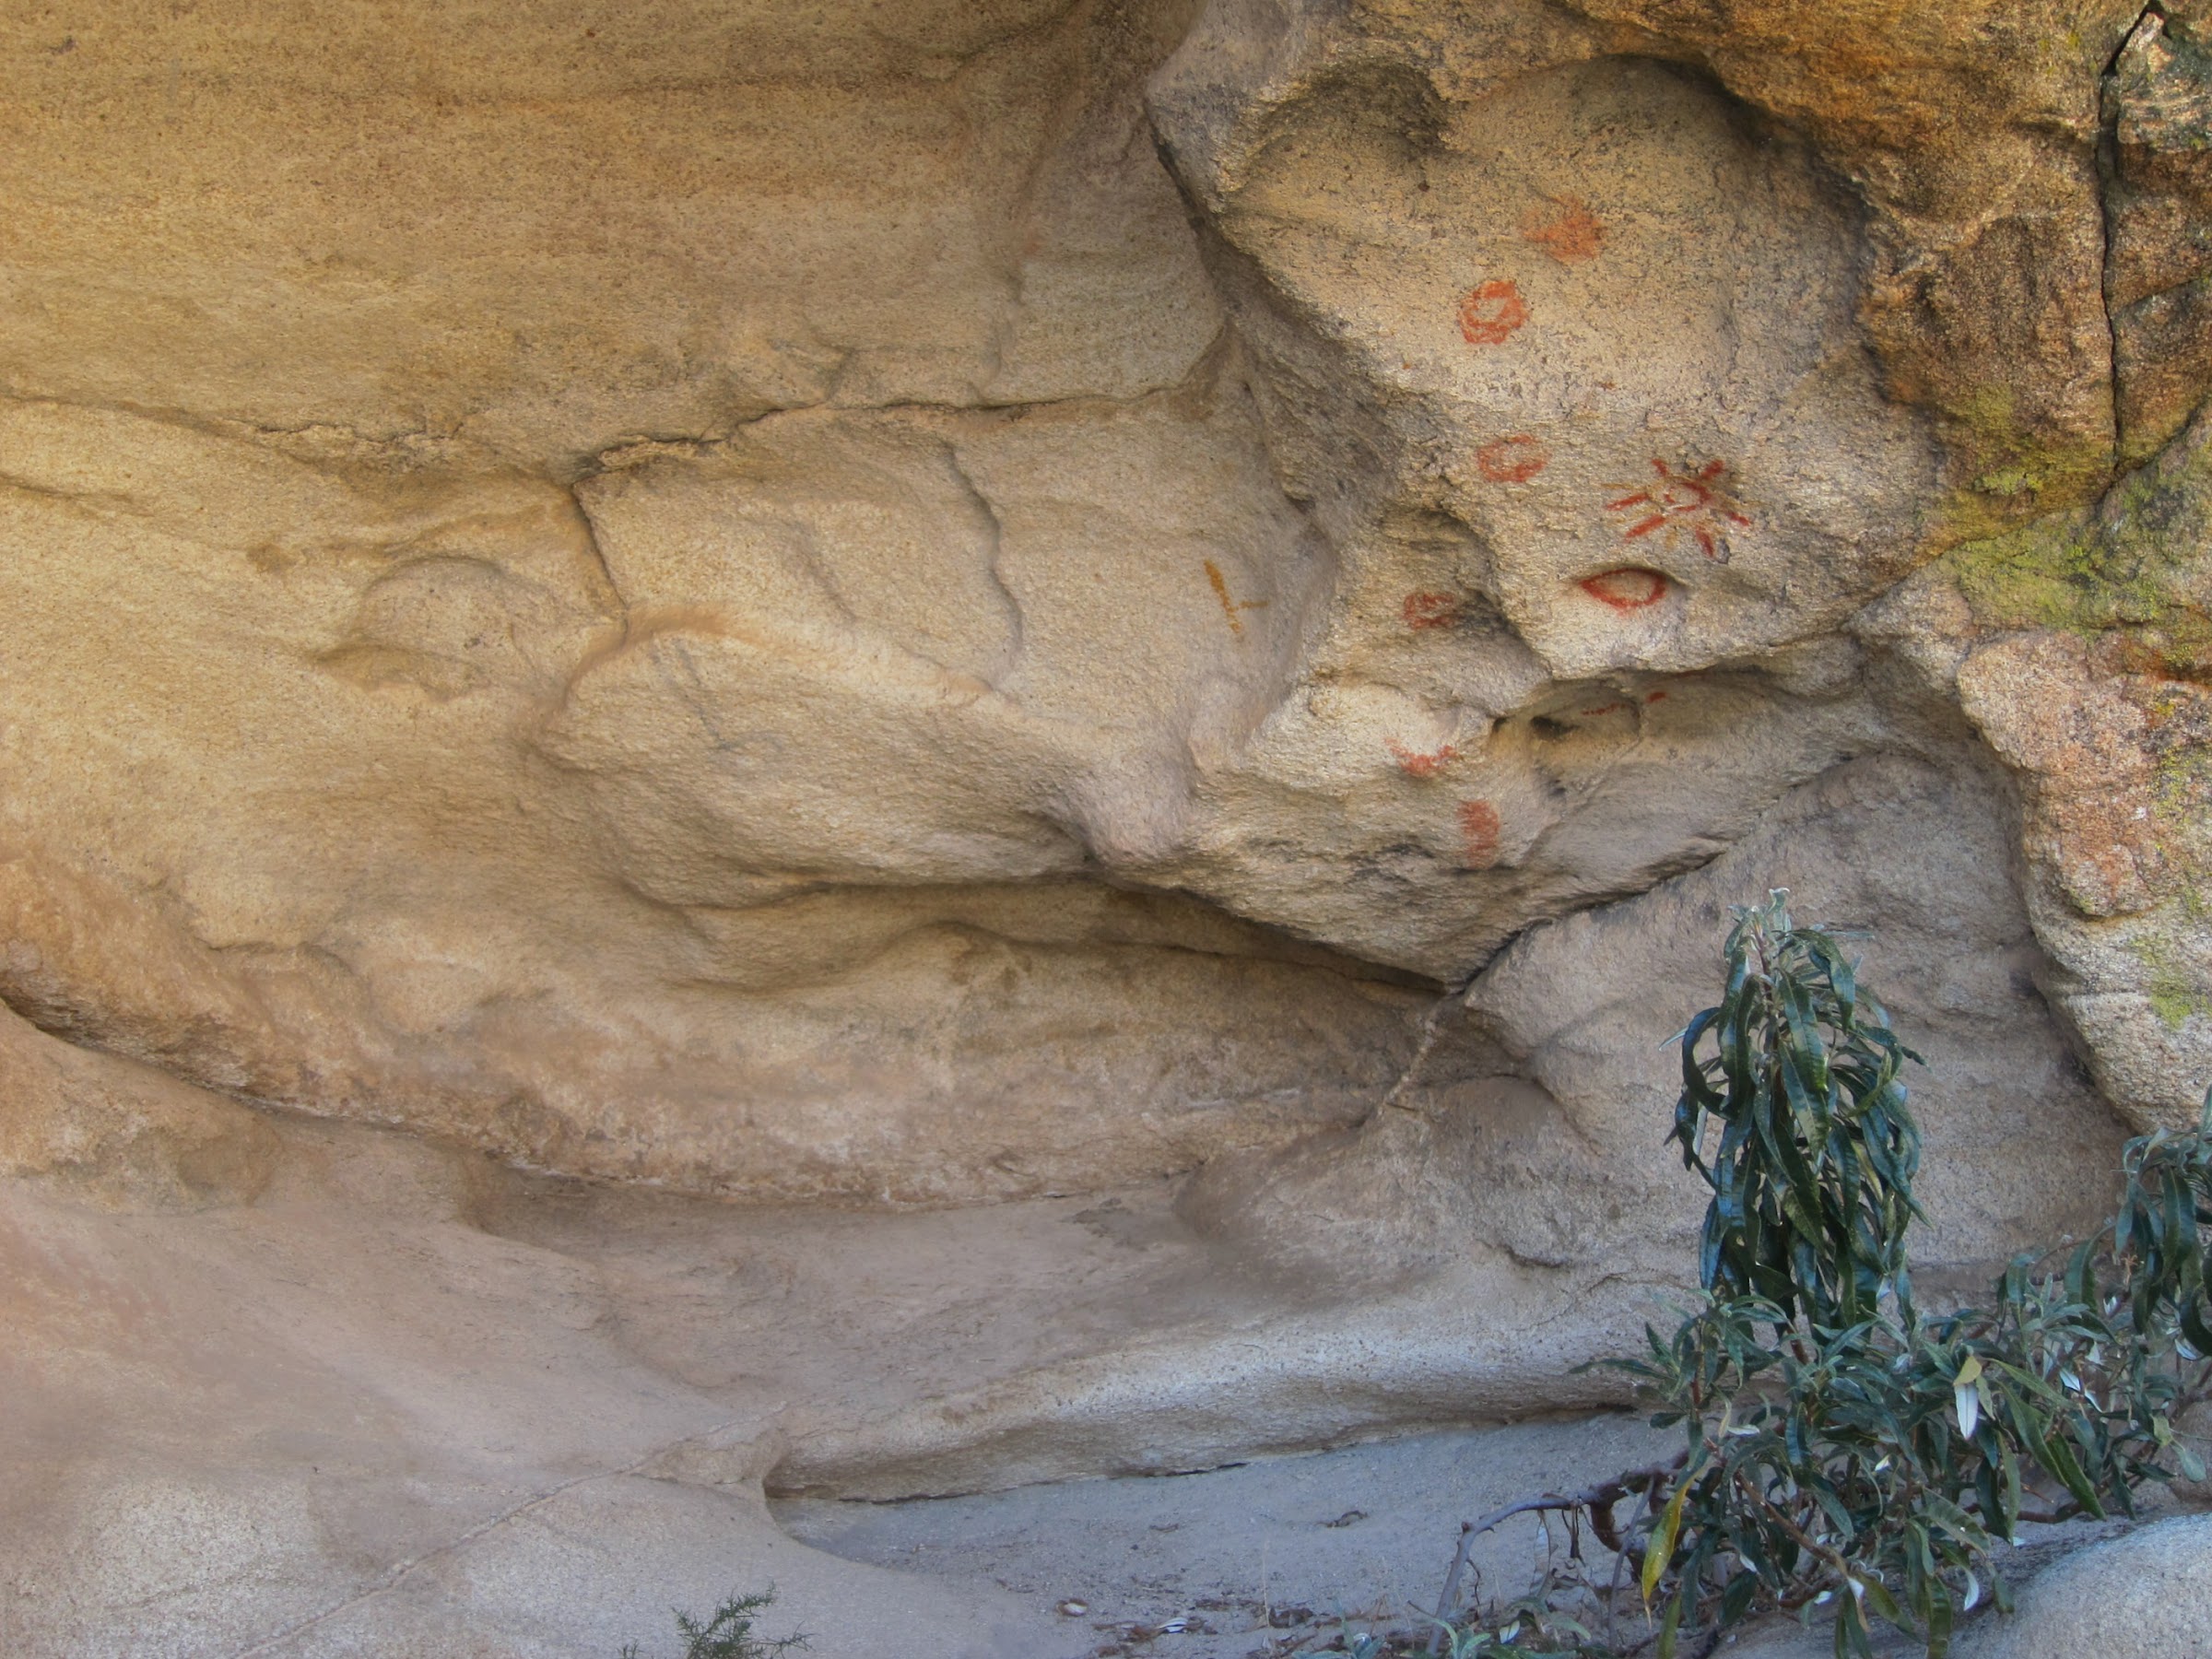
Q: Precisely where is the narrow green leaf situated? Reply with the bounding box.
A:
[1855,1571,1904,1630]
[2036,1428,2105,1518]
[1656,1583,1686,1659]
[1926,1579,1955,1659]
[2182,1294,2212,1360]
[1719,1569,1760,1629]
[1643,1478,1689,1605]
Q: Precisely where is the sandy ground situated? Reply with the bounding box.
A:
[773,1427,2151,1659]
[778,1420,1679,1659]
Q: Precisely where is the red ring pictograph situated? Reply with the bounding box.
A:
[1457,279,1528,347]
[1579,568,1670,611]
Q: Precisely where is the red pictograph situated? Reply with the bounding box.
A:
[1387,739,1459,779]
[1475,435,1549,483]
[1205,559,1268,636]
[1578,568,1669,611]
[1458,799,1502,868]
[1402,591,1463,630]
[1522,197,1606,264]
[1606,459,1751,560]
[1457,279,1529,347]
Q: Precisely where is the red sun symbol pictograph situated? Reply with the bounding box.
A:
[1605,458,1750,561]
[1457,279,1528,347]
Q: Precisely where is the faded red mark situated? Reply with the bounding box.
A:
[1522,196,1606,264]
[1476,435,1549,484]
[1388,739,1460,779]
[1580,701,1628,718]
[1205,559,1268,636]
[1457,279,1528,347]
[1579,568,1669,611]
[1402,591,1462,630]
[1458,799,1503,868]
[1646,689,1668,704]
[1606,458,1751,560]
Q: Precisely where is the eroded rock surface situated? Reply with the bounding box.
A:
[3,8,2211,1641]
[6,0,2205,1205]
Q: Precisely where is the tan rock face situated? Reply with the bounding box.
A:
[2108,6,2212,464]
[1925,405,2212,1131]
[0,999,276,1211]
[6,1,2212,1647]
[0,0,1216,457]
[0,4,2206,1230]
[0,1,1433,1204]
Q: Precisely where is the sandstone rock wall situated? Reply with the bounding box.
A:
[1,0,2207,1273]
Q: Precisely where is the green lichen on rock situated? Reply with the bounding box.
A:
[1943,401,2212,669]
[1926,383,2117,547]
[2149,965,2207,1030]
[2141,699,2212,871]
[1949,510,2159,631]
[2130,904,2212,1030]
[1928,411,2114,553]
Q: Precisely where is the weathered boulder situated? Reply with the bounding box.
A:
[1146,0,2212,1135]
[1884,399,2212,1131]
[1955,1514,2212,1659]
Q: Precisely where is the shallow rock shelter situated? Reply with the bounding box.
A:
[3,2,2209,1654]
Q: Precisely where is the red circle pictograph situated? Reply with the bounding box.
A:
[1579,569,1669,611]
[1457,279,1528,347]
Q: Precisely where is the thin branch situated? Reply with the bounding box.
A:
[1606,1484,1650,1651]
[1426,1460,1685,1654]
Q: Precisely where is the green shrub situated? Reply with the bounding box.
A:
[619,1588,808,1659]
[1427,892,2212,1659]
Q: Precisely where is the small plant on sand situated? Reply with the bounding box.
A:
[619,1587,808,1659]
[1423,891,2212,1659]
